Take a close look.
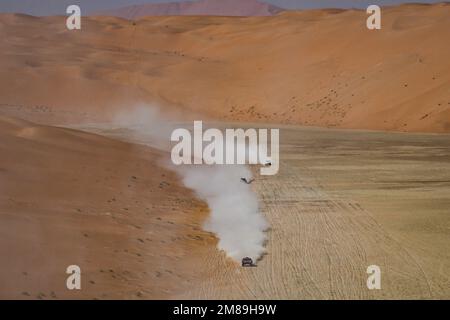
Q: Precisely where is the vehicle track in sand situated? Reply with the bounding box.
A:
[75,123,449,299]
[180,125,449,299]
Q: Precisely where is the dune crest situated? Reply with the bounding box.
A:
[0,3,449,133]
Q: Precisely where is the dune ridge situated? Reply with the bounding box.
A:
[0,3,449,132]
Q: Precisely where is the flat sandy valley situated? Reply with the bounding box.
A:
[88,123,449,299]
[0,2,449,299]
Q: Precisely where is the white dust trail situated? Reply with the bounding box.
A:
[85,105,269,262]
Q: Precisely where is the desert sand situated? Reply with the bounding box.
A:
[75,121,450,299]
[0,3,449,132]
[0,115,215,299]
[0,3,449,300]
[179,123,450,299]
[94,0,284,19]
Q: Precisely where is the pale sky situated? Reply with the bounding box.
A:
[0,0,445,15]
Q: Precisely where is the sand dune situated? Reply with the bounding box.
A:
[0,3,449,132]
[0,115,214,299]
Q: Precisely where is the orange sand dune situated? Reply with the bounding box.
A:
[0,3,449,132]
[0,115,214,299]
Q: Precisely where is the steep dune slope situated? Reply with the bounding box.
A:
[0,3,449,132]
[0,115,213,299]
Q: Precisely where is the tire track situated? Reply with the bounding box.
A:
[183,155,435,299]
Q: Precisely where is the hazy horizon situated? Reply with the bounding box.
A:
[0,0,446,16]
